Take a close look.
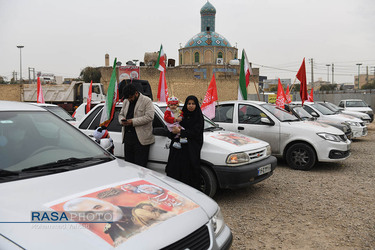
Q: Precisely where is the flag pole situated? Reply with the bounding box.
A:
[289,77,297,92]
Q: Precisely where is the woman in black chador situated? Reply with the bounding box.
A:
[166,95,204,190]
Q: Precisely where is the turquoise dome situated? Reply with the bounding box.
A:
[184,31,232,48]
[200,2,216,14]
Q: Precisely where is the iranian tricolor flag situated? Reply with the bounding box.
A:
[155,44,169,102]
[201,73,218,119]
[100,58,119,127]
[238,49,252,100]
[37,76,45,103]
[86,80,93,114]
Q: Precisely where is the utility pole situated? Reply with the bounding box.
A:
[332,63,334,84]
[310,58,314,89]
[356,63,362,89]
[28,67,35,84]
[326,64,331,83]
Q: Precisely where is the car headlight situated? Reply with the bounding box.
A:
[226,152,249,164]
[266,145,271,156]
[317,132,343,142]
[345,121,360,126]
[211,208,225,236]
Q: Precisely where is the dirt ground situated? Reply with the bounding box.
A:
[215,123,375,249]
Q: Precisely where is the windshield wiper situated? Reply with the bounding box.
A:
[0,169,20,177]
[21,157,111,172]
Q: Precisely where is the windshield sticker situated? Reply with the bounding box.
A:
[211,133,259,146]
[46,180,199,247]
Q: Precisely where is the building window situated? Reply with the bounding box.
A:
[195,52,200,63]
[218,52,223,58]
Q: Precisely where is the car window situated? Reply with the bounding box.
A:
[311,103,335,115]
[238,104,264,124]
[44,106,75,121]
[1,111,111,172]
[302,105,315,115]
[347,101,367,107]
[79,106,103,129]
[338,101,344,108]
[262,104,298,122]
[213,104,233,123]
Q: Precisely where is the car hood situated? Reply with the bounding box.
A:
[203,129,269,152]
[341,110,370,119]
[0,159,217,249]
[319,114,362,123]
[345,107,372,113]
[285,120,344,135]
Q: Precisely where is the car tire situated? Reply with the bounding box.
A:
[200,165,217,197]
[286,143,316,171]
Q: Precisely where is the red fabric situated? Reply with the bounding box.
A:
[296,58,308,105]
[37,77,45,103]
[86,80,93,113]
[164,109,183,124]
[308,88,314,102]
[275,78,287,109]
[201,74,218,110]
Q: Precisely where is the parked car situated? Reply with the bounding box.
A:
[72,101,102,122]
[338,99,374,122]
[316,101,371,124]
[213,101,351,171]
[291,101,368,138]
[0,101,233,249]
[76,102,277,197]
[285,104,353,140]
[30,103,76,125]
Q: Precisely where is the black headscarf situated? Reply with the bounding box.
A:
[180,95,204,147]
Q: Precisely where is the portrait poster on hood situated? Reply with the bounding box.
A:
[46,180,199,247]
[211,133,260,146]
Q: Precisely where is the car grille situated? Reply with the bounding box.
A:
[249,149,265,160]
[161,225,210,250]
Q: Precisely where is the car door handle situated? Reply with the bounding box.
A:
[238,126,244,130]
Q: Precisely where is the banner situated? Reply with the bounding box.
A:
[118,66,140,81]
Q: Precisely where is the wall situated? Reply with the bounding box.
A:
[0,84,22,101]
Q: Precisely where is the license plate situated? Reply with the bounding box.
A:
[258,164,272,176]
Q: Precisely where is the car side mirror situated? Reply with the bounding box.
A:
[261,117,275,126]
[311,111,319,117]
[153,127,169,136]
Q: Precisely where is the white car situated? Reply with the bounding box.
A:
[316,101,371,124]
[29,103,76,125]
[76,102,277,197]
[338,99,374,122]
[214,100,351,171]
[0,101,232,249]
[292,101,368,138]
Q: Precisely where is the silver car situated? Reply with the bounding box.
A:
[0,101,232,249]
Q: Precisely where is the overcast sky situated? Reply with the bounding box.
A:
[1,0,375,84]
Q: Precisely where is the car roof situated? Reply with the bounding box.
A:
[218,100,267,105]
[0,101,47,111]
[341,99,364,101]
[29,102,58,107]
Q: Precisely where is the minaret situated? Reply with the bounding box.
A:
[200,1,216,32]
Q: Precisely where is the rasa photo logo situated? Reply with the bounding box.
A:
[31,211,114,223]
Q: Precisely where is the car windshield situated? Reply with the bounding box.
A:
[262,104,299,122]
[44,106,75,121]
[322,102,340,112]
[311,103,336,115]
[292,106,313,119]
[158,106,220,130]
[347,100,367,107]
[0,111,113,174]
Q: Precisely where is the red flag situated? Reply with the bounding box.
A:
[201,74,218,119]
[296,58,308,105]
[37,76,45,103]
[285,85,292,104]
[86,80,93,114]
[308,87,314,102]
[275,78,287,109]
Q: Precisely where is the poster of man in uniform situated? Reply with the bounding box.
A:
[46,180,199,247]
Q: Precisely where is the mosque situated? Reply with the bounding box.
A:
[178,1,238,66]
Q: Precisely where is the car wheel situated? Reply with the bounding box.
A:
[286,143,316,170]
[200,165,217,197]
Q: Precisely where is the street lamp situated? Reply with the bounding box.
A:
[17,45,24,81]
[326,64,331,83]
[356,63,362,89]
